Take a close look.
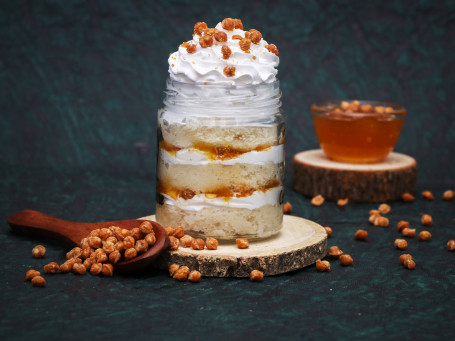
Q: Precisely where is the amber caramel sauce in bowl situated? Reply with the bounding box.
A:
[311,100,406,163]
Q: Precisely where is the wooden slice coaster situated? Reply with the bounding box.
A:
[140,215,327,278]
[292,149,417,203]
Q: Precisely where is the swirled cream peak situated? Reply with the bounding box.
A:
[168,18,279,85]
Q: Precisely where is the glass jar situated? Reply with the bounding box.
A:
[155,79,285,240]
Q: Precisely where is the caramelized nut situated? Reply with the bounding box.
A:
[124,247,137,260]
[443,190,454,201]
[117,228,131,240]
[109,250,121,264]
[32,245,46,258]
[402,192,415,202]
[221,18,235,31]
[206,237,219,250]
[265,44,279,55]
[397,220,410,232]
[374,216,389,227]
[173,266,190,281]
[73,263,87,275]
[447,240,455,251]
[145,233,156,246]
[316,259,330,272]
[194,22,208,35]
[355,229,368,240]
[114,241,125,252]
[81,246,94,259]
[191,238,205,250]
[239,38,251,51]
[169,264,180,277]
[189,270,202,283]
[139,221,154,235]
[324,226,332,237]
[248,29,262,44]
[173,226,185,239]
[223,66,236,77]
[168,236,180,251]
[90,263,103,275]
[98,228,113,240]
[233,18,243,29]
[31,276,46,287]
[337,198,349,207]
[328,246,343,258]
[180,235,193,248]
[214,31,227,42]
[59,262,72,273]
[123,236,135,249]
[378,203,391,214]
[66,247,82,260]
[96,250,108,263]
[399,254,413,265]
[311,194,325,206]
[360,104,373,112]
[164,226,175,236]
[25,269,41,281]
[402,228,416,238]
[88,236,102,249]
[130,227,142,241]
[236,238,249,249]
[422,190,434,200]
[250,270,264,282]
[186,44,197,54]
[102,241,115,254]
[221,45,232,59]
[339,254,353,266]
[135,240,149,254]
[421,214,433,227]
[102,263,114,277]
[418,230,432,241]
[395,239,408,250]
[403,258,416,270]
[43,262,59,274]
[283,202,292,214]
[89,229,100,237]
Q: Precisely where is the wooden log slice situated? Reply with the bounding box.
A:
[292,149,417,203]
[140,215,327,278]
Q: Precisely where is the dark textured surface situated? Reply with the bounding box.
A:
[1,1,454,340]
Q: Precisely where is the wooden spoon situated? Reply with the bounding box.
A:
[7,210,169,273]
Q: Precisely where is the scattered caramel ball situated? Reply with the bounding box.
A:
[123,236,135,249]
[397,221,410,232]
[233,18,243,29]
[59,262,72,273]
[145,233,156,246]
[81,246,93,259]
[31,276,46,287]
[283,202,292,214]
[43,262,59,274]
[173,226,185,239]
[418,230,432,241]
[250,270,264,282]
[88,236,102,249]
[221,18,235,31]
[109,250,121,264]
[443,190,454,201]
[221,45,232,59]
[403,258,416,270]
[194,22,208,35]
[214,31,227,42]
[186,44,197,54]
[189,270,202,283]
[66,247,82,259]
[135,240,149,254]
[328,246,343,258]
[168,236,180,251]
[236,238,249,249]
[180,235,193,248]
[447,240,455,251]
[378,203,391,214]
[102,263,114,277]
[355,229,368,240]
[369,209,380,216]
[340,254,353,266]
[139,221,154,235]
[173,266,190,281]
[124,247,137,260]
[311,194,325,206]
[169,264,180,277]
[324,226,333,237]
[422,190,434,200]
[369,212,380,224]
[316,259,330,272]
[337,198,349,207]
[399,254,413,265]
[199,34,213,48]
[25,269,41,281]
[73,263,87,275]
[394,239,408,250]
[402,192,415,202]
[206,237,219,250]
[248,29,262,44]
[402,228,416,238]
[223,66,236,77]
[191,238,205,250]
[32,245,46,258]
[374,216,389,227]
[90,263,103,275]
[421,214,433,227]
[265,44,279,55]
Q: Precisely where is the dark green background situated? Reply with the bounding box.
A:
[1,1,454,340]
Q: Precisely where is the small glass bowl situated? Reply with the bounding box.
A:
[311,100,406,163]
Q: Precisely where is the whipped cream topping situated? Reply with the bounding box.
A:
[160,145,284,166]
[162,186,283,211]
[168,21,279,85]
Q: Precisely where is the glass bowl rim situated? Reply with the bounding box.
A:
[310,99,406,117]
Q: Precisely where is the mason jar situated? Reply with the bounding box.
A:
[155,78,285,240]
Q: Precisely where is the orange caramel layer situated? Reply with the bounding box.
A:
[157,179,280,201]
[160,140,279,161]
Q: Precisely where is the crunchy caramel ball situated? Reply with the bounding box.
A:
[189,270,202,283]
[222,18,235,31]
[139,221,154,235]
[199,34,213,48]
[83,258,93,270]
[265,44,279,55]
[43,262,59,274]
[223,66,236,77]
[250,270,264,282]
[168,236,180,251]
[378,203,391,214]
[180,235,193,248]
[402,192,415,202]
[422,190,434,200]
[402,228,416,238]
[447,240,455,251]
[191,238,205,250]
[109,250,121,264]
[124,247,137,260]
[114,241,125,252]
[102,241,115,254]
[236,238,249,249]
[164,226,175,236]
[373,216,389,227]
[328,246,343,258]
[173,266,190,281]
[59,262,72,273]
[283,202,292,214]
[194,22,207,35]
[32,245,46,258]
[123,236,135,249]
[98,227,113,240]
[403,259,416,270]
[221,45,232,59]
[418,230,432,241]
[337,198,349,207]
[169,264,180,277]
[399,254,413,265]
[186,44,197,54]
[90,263,103,275]
[173,226,185,239]
[355,229,368,240]
[88,236,102,249]
[443,190,454,201]
[145,233,156,246]
[233,18,243,29]
[421,214,433,227]
[31,276,46,287]
[311,194,324,206]
[316,259,330,272]
[25,269,41,281]
[66,247,82,260]
[135,240,149,254]
[214,31,227,42]
[206,237,219,250]
[324,226,333,237]
[394,239,408,250]
[73,263,87,275]
[397,220,410,232]
[130,227,142,241]
[248,29,262,44]
[102,263,114,277]
[340,254,353,266]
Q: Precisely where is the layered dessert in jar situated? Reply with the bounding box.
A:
[156,18,284,240]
